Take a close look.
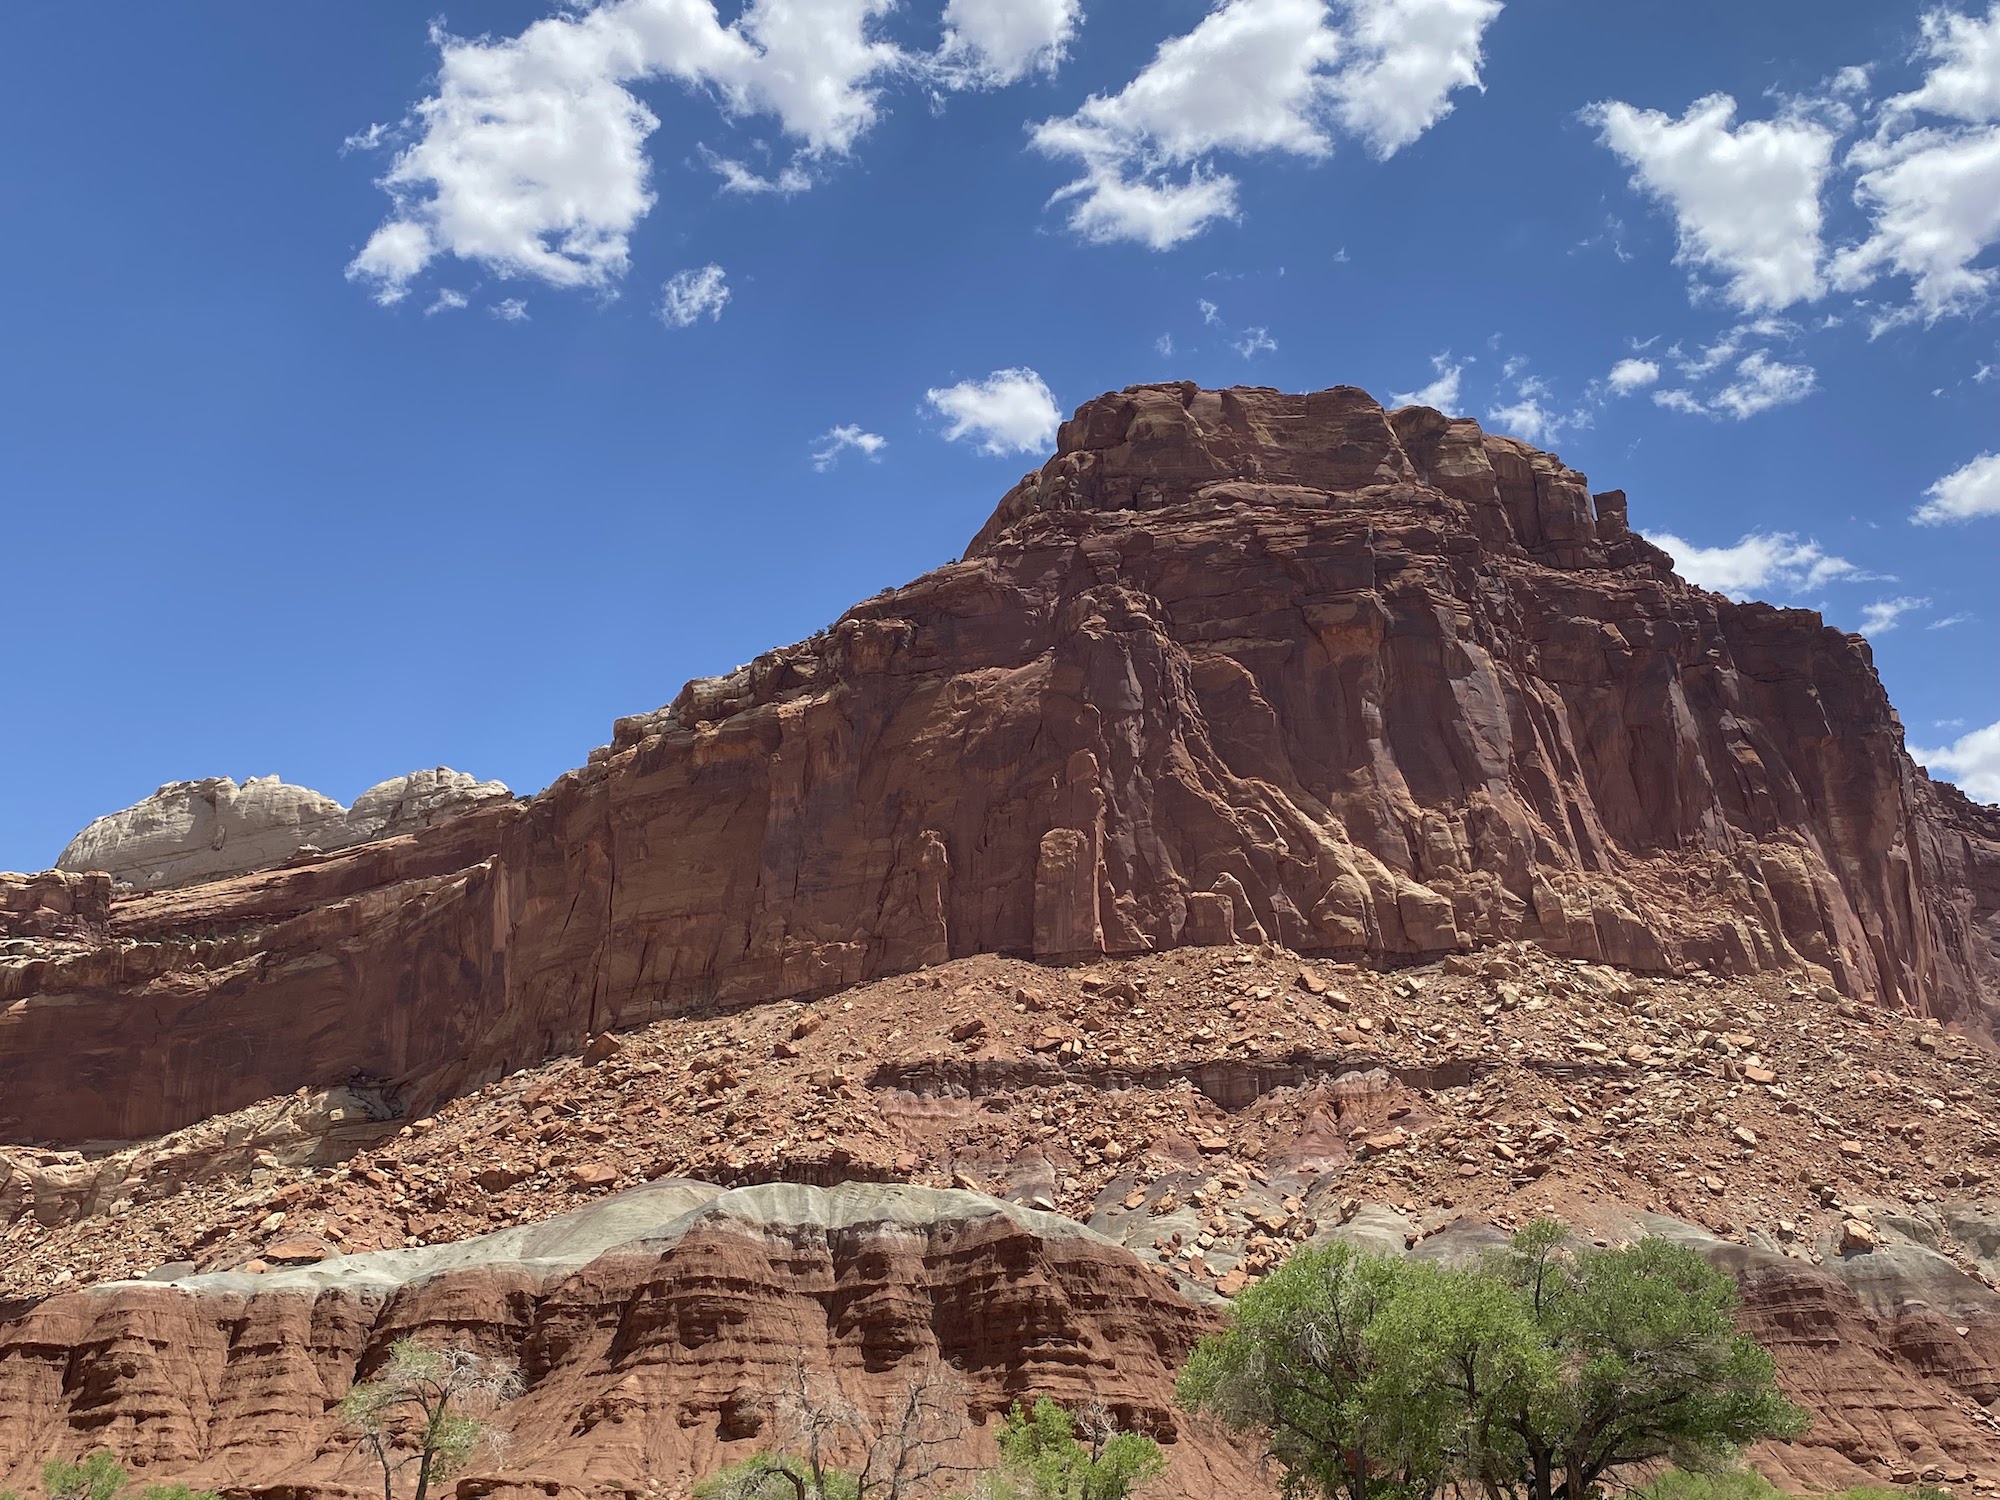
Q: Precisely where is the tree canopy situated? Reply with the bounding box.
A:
[1177,1219,1807,1500]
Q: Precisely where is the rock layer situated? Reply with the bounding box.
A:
[0,1181,1252,1499]
[2,383,1995,1148]
[57,768,512,891]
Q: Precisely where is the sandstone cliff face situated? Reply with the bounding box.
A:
[2,383,1994,1148]
[0,870,109,941]
[56,769,512,891]
[0,1182,1252,1499]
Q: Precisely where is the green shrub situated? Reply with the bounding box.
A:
[989,1398,1165,1500]
[1634,1470,1786,1500]
[42,1455,127,1500]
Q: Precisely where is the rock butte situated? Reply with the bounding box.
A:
[5,382,1993,1146]
[2,382,1997,1496]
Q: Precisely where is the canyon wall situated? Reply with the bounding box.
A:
[4,383,1994,1147]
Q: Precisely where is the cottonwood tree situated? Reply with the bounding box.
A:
[696,1359,971,1500]
[339,1339,524,1500]
[988,1397,1165,1500]
[1177,1220,1807,1500]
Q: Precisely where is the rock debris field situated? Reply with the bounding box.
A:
[6,942,1992,1302]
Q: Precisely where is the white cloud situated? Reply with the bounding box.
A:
[1709,349,1817,417]
[1199,298,1224,326]
[424,288,470,316]
[1831,6,2000,321]
[1332,0,1504,158]
[938,0,1080,85]
[1912,717,2000,803]
[1652,347,1816,419]
[342,122,392,155]
[660,263,731,327]
[489,297,531,321]
[926,367,1062,455]
[1484,364,1585,446]
[1606,357,1660,394]
[1831,125,2000,320]
[1887,4,2000,123]
[1929,611,1975,629]
[1914,450,2000,523]
[1392,351,1468,411]
[1586,94,1835,311]
[1030,0,1498,249]
[1643,529,1860,597]
[1857,595,1930,633]
[1155,332,1176,357]
[1030,0,1340,248]
[346,2,905,303]
[1234,326,1278,357]
[811,423,888,471]
[1487,392,1560,444]
[702,148,813,195]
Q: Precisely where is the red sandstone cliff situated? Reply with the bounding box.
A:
[3,383,1994,1148]
[0,1182,1259,1498]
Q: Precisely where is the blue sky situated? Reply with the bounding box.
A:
[4,0,1998,870]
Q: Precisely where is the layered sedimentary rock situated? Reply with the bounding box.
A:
[0,870,110,941]
[56,768,512,891]
[0,1181,1252,1498]
[3,383,1995,1148]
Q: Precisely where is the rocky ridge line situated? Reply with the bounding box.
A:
[55,767,511,891]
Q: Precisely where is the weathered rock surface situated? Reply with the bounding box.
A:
[56,768,512,891]
[0,1181,1254,1499]
[2,383,1994,1152]
[0,869,110,941]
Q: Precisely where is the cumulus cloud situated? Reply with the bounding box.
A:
[346,2,905,303]
[1858,595,1930,632]
[1605,357,1660,394]
[1030,0,1501,249]
[1832,125,2000,321]
[1484,360,1588,445]
[1887,4,2000,123]
[1642,530,1860,597]
[1706,349,1818,417]
[660,264,731,327]
[811,424,888,470]
[1912,717,2000,803]
[1332,0,1505,157]
[1913,450,2000,523]
[1832,5,2000,321]
[938,0,1080,85]
[926,367,1062,454]
[1392,351,1468,411]
[1585,94,1836,311]
[489,297,531,321]
[1487,388,1564,444]
[424,288,470,316]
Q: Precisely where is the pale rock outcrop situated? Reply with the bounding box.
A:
[56,768,511,890]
